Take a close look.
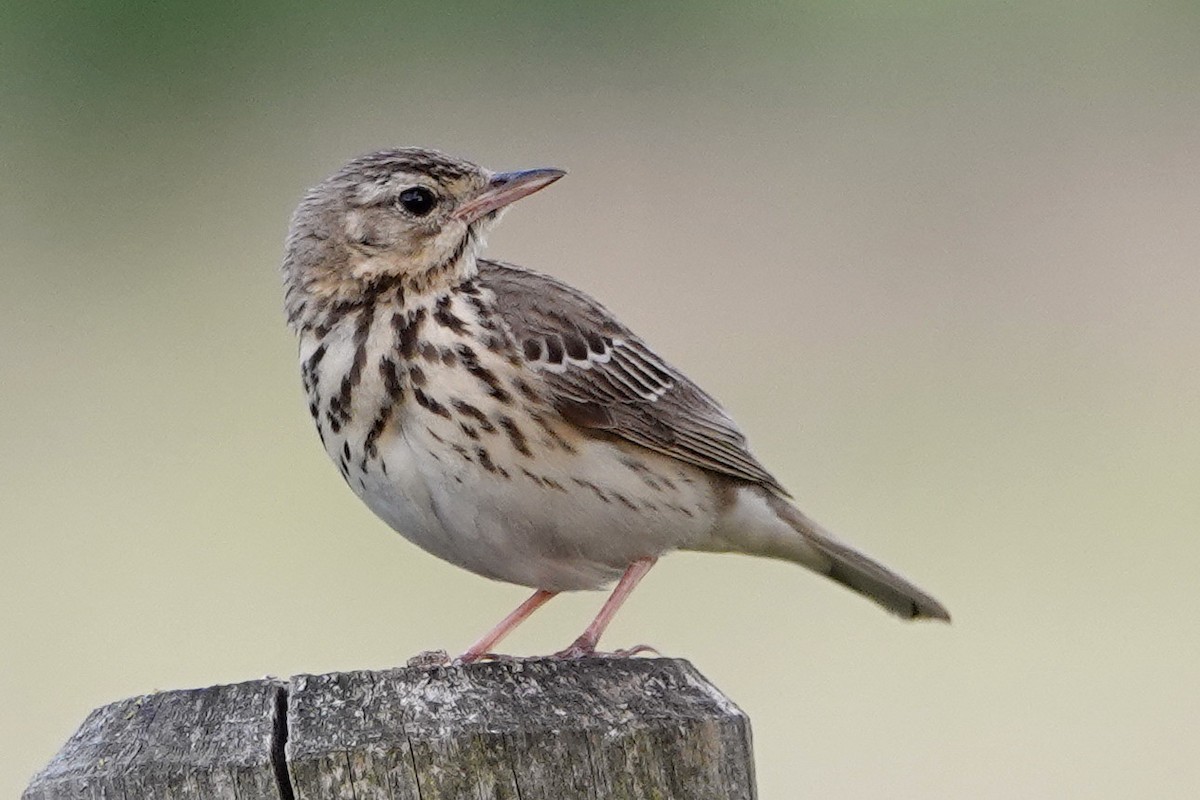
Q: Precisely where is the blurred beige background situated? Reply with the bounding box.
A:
[3,2,1199,797]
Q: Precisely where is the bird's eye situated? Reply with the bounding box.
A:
[397,187,437,217]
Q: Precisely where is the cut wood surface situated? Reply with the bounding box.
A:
[25,657,756,800]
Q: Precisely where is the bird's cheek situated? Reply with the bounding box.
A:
[422,223,472,265]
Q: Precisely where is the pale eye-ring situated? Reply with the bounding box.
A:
[397,187,437,217]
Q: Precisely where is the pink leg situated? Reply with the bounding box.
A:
[554,557,658,659]
[458,589,557,663]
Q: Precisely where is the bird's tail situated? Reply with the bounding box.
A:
[763,492,951,621]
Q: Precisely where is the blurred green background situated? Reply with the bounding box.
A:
[3,2,1199,797]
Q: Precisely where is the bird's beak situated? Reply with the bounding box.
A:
[453,168,566,224]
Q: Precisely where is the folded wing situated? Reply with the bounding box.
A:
[478,259,788,496]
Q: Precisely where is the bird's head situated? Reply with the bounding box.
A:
[282,147,564,327]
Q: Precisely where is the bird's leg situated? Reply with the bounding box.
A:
[553,557,658,659]
[457,589,558,664]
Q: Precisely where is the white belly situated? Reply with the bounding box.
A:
[353,422,715,591]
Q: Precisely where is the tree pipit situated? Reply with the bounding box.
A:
[282,148,949,662]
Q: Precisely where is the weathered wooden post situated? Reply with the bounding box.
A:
[24,658,756,799]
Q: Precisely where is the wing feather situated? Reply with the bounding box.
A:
[477,260,789,495]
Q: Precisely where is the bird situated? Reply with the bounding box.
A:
[281,147,949,662]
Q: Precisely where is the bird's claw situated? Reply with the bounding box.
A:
[608,643,661,658]
[452,650,522,665]
[551,640,661,660]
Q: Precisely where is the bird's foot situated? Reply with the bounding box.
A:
[551,637,660,660]
[407,649,533,667]
[607,643,661,658]
[452,650,524,666]
[550,634,597,659]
